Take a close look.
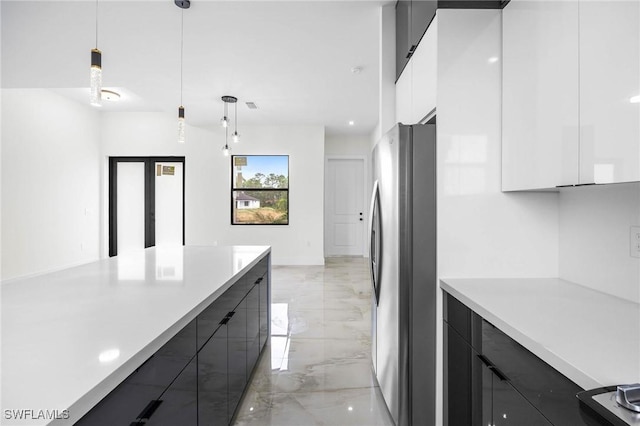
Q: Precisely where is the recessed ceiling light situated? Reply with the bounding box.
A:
[348,120,355,126]
[101,89,121,101]
[98,348,120,363]
[630,95,640,103]
[488,56,499,64]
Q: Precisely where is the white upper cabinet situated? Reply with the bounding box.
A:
[395,16,437,125]
[579,1,640,185]
[503,0,640,190]
[502,0,579,191]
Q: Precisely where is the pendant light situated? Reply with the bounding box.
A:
[232,101,240,143]
[222,123,231,156]
[221,95,236,128]
[90,0,102,106]
[176,1,189,144]
[221,96,237,156]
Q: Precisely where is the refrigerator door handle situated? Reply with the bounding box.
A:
[369,180,382,305]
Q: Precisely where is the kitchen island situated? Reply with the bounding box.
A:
[1,245,270,425]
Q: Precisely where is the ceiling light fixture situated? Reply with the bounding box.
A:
[221,95,238,155]
[101,89,120,101]
[630,95,640,104]
[349,120,355,126]
[90,0,102,106]
[176,0,190,144]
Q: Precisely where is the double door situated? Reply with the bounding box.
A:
[109,157,185,256]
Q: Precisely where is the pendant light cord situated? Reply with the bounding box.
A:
[180,9,184,105]
[234,102,238,133]
[95,0,99,48]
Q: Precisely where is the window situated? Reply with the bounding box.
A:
[232,155,289,225]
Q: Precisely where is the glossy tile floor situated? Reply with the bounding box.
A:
[234,257,394,426]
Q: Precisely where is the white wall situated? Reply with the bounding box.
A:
[436,9,560,425]
[325,134,370,157]
[437,10,559,279]
[559,183,640,303]
[372,4,397,150]
[1,89,101,280]
[101,112,325,265]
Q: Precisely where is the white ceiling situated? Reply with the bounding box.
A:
[2,0,386,136]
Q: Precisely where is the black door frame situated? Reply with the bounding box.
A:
[109,156,186,257]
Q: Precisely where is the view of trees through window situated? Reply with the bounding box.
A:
[232,155,289,225]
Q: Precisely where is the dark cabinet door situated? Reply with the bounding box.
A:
[227,297,247,420]
[246,283,260,376]
[445,323,491,426]
[492,377,553,426]
[396,0,411,80]
[395,0,436,81]
[198,321,229,426]
[410,0,436,46]
[481,321,585,426]
[258,273,269,349]
[146,355,198,426]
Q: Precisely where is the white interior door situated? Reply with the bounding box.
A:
[325,158,365,256]
[155,162,184,246]
[116,162,145,254]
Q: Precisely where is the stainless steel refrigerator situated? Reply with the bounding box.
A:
[369,123,436,426]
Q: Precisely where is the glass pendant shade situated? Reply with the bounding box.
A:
[221,116,229,128]
[232,131,240,143]
[90,49,102,106]
[222,144,231,156]
[178,106,186,144]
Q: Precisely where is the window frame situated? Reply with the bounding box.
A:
[230,155,289,226]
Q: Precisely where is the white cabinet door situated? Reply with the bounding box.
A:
[502,0,579,191]
[395,16,437,125]
[579,0,640,185]
[411,15,437,123]
[396,63,413,125]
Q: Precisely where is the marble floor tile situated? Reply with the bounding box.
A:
[233,257,394,426]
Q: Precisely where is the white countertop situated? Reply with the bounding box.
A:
[1,245,270,426]
[441,278,640,391]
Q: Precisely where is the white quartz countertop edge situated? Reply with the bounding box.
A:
[440,277,640,392]
[1,245,271,426]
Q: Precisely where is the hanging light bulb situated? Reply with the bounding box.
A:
[90,49,102,106]
[232,101,240,143]
[90,0,102,106]
[178,106,186,144]
[222,144,231,156]
[220,99,229,128]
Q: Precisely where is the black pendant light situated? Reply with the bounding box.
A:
[176,1,189,144]
[221,96,238,155]
[90,0,102,106]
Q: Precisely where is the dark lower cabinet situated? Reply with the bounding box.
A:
[198,323,229,425]
[445,323,552,426]
[147,356,198,425]
[246,283,260,376]
[227,298,247,420]
[258,273,269,350]
[444,291,589,426]
[77,254,270,426]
